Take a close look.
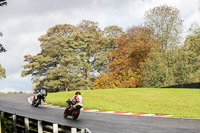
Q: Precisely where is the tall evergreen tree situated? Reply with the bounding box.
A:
[22,20,123,92]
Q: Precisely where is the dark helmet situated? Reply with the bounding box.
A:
[75,91,81,95]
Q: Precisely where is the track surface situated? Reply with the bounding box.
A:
[0,94,200,133]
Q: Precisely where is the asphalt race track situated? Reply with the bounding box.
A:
[0,94,200,133]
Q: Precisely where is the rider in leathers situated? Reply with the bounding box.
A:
[35,86,48,102]
[67,91,83,110]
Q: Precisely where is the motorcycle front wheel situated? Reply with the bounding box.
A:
[63,108,69,118]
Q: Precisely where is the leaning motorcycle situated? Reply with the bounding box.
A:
[31,92,45,107]
[63,99,82,120]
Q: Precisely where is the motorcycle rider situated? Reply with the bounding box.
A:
[35,86,48,102]
[67,91,83,111]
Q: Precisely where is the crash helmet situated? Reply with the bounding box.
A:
[42,86,47,89]
[75,91,81,95]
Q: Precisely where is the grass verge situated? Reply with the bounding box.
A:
[46,88,200,118]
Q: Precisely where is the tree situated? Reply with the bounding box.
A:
[181,25,200,82]
[142,5,184,87]
[0,0,7,53]
[93,25,124,74]
[0,64,6,79]
[0,33,6,53]
[0,0,7,7]
[144,4,183,52]
[0,0,7,79]
[22,20,123,92]
[173,48,198,84]
[93,26,159,89]
[22,24,78,91]
[170,25,200,85]
[184,25,200,56]
[0,0,7,46]
[141,44,168,87]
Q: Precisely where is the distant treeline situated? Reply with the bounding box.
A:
[0,91,26,94]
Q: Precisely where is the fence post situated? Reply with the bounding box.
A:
[71,128,77,133]
[53,123,58,133]
[38,120,43,133]
[13,114,17,133]
[24,117,29,133]
[85,128,92,133]
[81,129,85,133]
[0,113,1,133]
[0,112,4,133]
[1,112,4,118]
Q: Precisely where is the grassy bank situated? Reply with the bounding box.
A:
[46,88,200,118]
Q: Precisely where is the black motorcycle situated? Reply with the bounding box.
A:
[31,92,45,107]
[63,99,82,120]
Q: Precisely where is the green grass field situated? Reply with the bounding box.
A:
[46,88,200,118]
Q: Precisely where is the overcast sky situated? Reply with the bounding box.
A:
[0,0,199,93]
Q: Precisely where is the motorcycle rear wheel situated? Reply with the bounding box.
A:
[72,109,80,120]
[31,97,36,106]
[35,101,40,107]
[33,97,41,107]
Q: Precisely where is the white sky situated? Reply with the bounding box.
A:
[0,0,199,93]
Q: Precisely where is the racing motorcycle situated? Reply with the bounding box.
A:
[31,91,46,107]
[63,99,82,120]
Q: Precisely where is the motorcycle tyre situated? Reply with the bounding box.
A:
[31,98,36,106]
[64,108,69,118]
[34,98,41,107]
[72,109,80,120]
[35,102,39,107]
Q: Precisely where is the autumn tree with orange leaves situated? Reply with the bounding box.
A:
[93,26,160,89]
